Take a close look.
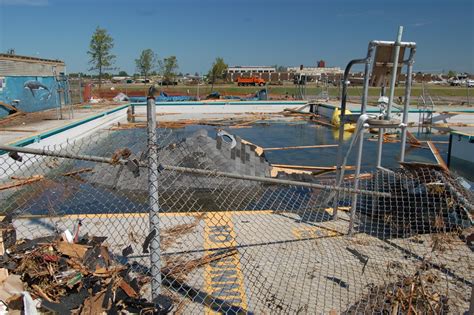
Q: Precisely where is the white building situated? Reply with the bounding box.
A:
[227,66,276,74]
[287,66,343,76]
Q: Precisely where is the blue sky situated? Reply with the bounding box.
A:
[0,0,473,74]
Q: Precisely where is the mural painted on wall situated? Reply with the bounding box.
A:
[24,80,52,100]
[0,76,62,118]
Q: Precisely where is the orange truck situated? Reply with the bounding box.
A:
[236,77,266,86]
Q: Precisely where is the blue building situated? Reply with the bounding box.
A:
[0,53,69,118]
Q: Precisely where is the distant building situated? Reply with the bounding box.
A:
[227,66,276,74]
[287,65,343,76]
[227,66,276,82]
[0,53,67,118]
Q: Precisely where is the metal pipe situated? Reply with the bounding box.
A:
[332,50,374,219]
[369,40,416,48]
[469,284,474,315]
[348,43,375,235]
[0,144,392,197]
[386,26,403,118]
[146,87,162,297]
[376,26,404,168]
[399,47,416,162]
[164,164,390,196]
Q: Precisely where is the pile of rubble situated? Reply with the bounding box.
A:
[0,226,172,314]
[343,271,450,314]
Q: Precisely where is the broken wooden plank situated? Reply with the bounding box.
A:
[56,242,90,260]
[427,141,448,170]
[406,130,422,146]
[270,167,314,178]
[0,229,8,283]
[344,173,373,180]
[61,168,94,177]
[0,175,44,191]
[240,139,264,156]
[119,279,139,298]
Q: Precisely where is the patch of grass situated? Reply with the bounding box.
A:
[100,83,471,99]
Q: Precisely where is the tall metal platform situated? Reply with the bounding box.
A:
[332,27,417,234]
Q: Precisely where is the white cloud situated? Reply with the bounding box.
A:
[0,0,49,6]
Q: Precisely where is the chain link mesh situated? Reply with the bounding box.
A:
[0,126,472,314]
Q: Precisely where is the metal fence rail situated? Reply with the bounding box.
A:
[0,122,473,313]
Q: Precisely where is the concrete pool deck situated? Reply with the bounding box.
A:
[0,102,128,145]
[10,209,473,313]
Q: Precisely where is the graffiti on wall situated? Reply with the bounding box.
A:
[0,76,61,118]
[24,80,52,100]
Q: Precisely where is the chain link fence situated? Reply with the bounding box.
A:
[0,114,473,313]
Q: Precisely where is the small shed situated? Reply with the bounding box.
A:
[0,53,67,118]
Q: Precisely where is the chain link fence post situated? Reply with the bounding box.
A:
[146,87,162,297]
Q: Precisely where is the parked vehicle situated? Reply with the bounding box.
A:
[159,80,178,86]
[237,77,265,86]
[449,74,469,86]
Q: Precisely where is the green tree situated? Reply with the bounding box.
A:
[135,49,157,81]
[87,26,116,92]
[208,57,228,90]
[159,56,179,84]
[118,70,129,76]
[447,70,457,78]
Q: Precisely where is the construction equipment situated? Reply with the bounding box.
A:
[237,76,265,86]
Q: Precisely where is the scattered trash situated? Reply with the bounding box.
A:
[112,92,129,102]
[0,231,172,314]
[343,272,449,314]
[325,276,349,289]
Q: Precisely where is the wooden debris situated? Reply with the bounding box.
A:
[270,167,314,178]
[344,173,373,180]
[407,130,422,146]
[119,279,139,298]
[32,284,54,302]
[0,234,173,313]
[164,248,238,282]
[56,242,90,260]
[240,139,264,156]
[161,213,205,251]
[0,175,44,191]
[80,291,107,315]
[427,141,448,170]
[61,168,94,177]
[344,272,449,314]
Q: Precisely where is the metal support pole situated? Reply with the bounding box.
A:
[400,47,416,162]
[469,283,474,315]
[79,75,83,104]
[332,57,367,220]
[467,80,471,106]
[376,26,404,168]
[146,86,162,297]
[348,44,375,236]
